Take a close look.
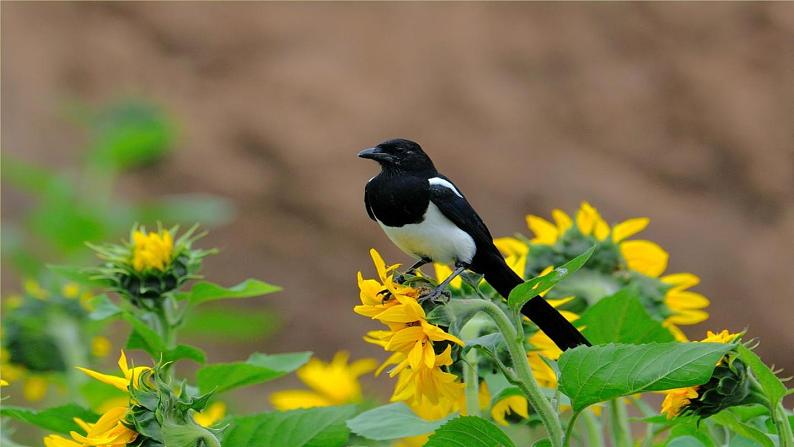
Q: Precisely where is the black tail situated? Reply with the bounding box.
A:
[482,258,591,351]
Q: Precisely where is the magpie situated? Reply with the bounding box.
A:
[358,138,590,351]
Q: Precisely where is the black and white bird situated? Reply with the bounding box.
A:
[359,138,590,351]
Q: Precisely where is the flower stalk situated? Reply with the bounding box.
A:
[608,399,632,447]
[460,299,564,447]
[774,402,794,447]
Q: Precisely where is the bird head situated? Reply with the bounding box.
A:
[358,139,436,174]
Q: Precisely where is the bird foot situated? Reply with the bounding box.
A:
[418,287,450,304]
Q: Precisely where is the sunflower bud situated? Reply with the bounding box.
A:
[126,363,222,447]
[89,224,213,306]
[682,353,754,418]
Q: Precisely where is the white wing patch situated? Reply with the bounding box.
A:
[377,203,476,265]
[428,177,463,198]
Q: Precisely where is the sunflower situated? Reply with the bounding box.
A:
[270,351,377,410]
[526,202,668,277]
[525,202,710,338]
[356,249,465,412]
[43,351,142,447]
[660,330,741,418]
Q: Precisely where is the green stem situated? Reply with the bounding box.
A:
[564,411,581,447]
[468,300,564,447]
[774,402,793,447]
[608,399,632,447]
[582,409,604,447]
[463,350,480,417]
[630,397,657,447]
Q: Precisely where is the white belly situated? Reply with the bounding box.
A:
[378,203,476,265]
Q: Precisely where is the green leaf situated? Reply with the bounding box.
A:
[162,420,221,447]
[736,344,787,408]
[667,436,707,447]
[425,416,515,447]
[346,403,455,440]
[1,155,56,195]
[711,410,774,447]
[0,404,99,434]
[508,245,596,311]
[579,288,675,344]
[163,344,207,364]
[667,419,715,447]
[123,313,166,355]
[87,100,175,170]
[180,307,279,341]
[197,351,311,394]
[88,295,122,320]
[223,405,356,447]
[48,264,108,288]
[177,280,281,305]
[558,342,734,411]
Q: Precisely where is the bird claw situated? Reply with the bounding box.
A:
[418,287,450,304]
[394,273,407,285]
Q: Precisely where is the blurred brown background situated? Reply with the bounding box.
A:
[3,1,793,396]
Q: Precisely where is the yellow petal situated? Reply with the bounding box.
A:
[663,321,689,342]
[593,219,610,241]
[491,395,529,426]
[667,310,709,325]
[551,209,572,234]
[91,336,112,358]
[421,320,464,346]
[407,341,425,370]
[270,390,334,410]
[76,367,129,392]
[385,326,426,351]
[576,202,599,235]
[73,418,93,433]
[612,218,650,243]
[44,435,82,447]
[666,291,710,310]
[348,358,378,378]
[435,345,455,367]
[373,299,425,323]
[23,376,48,401]
[526,215,559,245]
[493,237,529,258]
[423,341,436,369]
[434,263,462,289]
[620,240,668,277]
[661,273,700,291]
[193,402,226,427]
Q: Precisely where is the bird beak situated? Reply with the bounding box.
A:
[357,147,391,162]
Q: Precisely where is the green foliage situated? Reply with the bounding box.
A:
[176,279,281,304]
[558,342,734,411]
[179,307,279,341]
[424,416,515,447]
[223,405,357,447]
[735,344,788,409]
[508,245,596,311]
[346,403,455,441]
[579,288,675,344]
[127,366,221,447]
[85,99,175,171]
[710,410,774,447]
[196,352,312,394]
[0,405,98,434]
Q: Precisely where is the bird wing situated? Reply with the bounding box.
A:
[428,176,494,247]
